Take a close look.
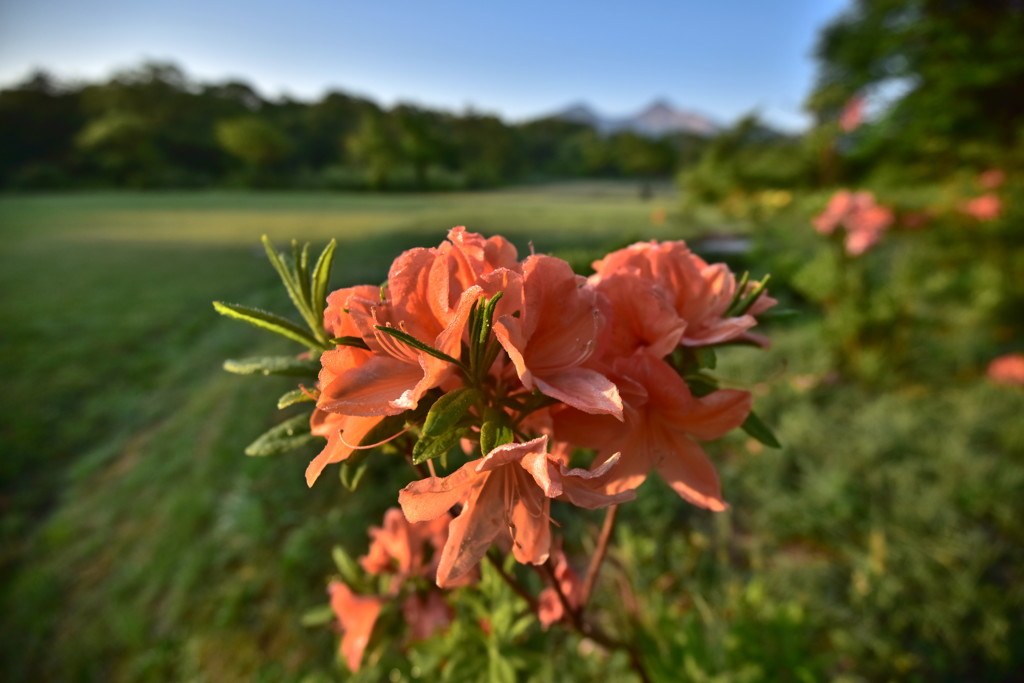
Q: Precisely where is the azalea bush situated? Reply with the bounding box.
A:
[213,227,778,679]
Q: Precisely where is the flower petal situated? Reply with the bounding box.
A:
[399,459,482,523]
[653,434,727,511]
[435,474,505,587]
[534,368,623,419]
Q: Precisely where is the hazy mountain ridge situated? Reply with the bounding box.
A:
[545,99,718,136]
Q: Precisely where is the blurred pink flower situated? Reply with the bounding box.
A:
[328,581,385,672]
[359,507,464,589]
[537,544,583,629]
[839,94,864,132]
[812,190,893,255]
[978,169,1006,190]
[962,194,1002,221]
[987,353,1024,386]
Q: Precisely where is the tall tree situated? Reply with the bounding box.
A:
[808,0,1024,169]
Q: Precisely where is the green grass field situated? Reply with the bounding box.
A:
[2,187,1022,681]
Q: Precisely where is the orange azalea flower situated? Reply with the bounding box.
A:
[493,255,623,418]
[812,190,893,256]
[987,353,1024,385]
[399,436,634,587]
[962,194,1002,221]
[591,241,775,348]
[318,282,479,417]
[555,352,751,510]
[328,581,385,672]
[360,508,448,582]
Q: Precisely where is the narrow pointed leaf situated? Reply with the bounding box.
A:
[332,546,363,586]
[213,301,324,349]
[374,325,464,368]
[278,387,317,408]
[311,239,338,316]
[301,605,336,627]
[223,355,321,377]
[685,372,720,397]
[329,335,370,350]
[732,275,771,317]
[262,235,320,334]
[742,410,781,448]
[245,413,317,456]
[421,387,480,438]
[340,462,369,491]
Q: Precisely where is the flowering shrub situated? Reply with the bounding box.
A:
[213,227,777,677]
[812,189,894,256]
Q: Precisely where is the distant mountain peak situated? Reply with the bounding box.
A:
[544,99,717,137]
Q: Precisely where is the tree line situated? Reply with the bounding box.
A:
[0,62,706,191]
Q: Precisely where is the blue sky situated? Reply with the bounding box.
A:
[0,0,850,130]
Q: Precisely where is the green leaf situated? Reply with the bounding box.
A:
[329,335,370,350]
[742,411,781,448]
[479,407,514,456]
[695,346,717,370]
[277,387,316,409]
[685,372,720,397]
[374,325,463,368]
[212,301,324,349]
[223,355,320,377]
[331,546,363,586]
[413,426,471,466]
[421,387,480,438]
[311,239,337,316]
[301,604,336,627]
[262,236,310,315]
[732,274,771,316]
[340,462,369,491]
[244,413,317,456]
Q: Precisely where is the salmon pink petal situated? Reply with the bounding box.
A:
[305,413,385,486]
[534,368,623,419]
[508,484,551,565]
[653,434,727,511]
[669,388,752,440]
[477,436,549,472]
[399,460,482,523]
[683,315,757,347]
[519,450,561,497]
[435,476,505,587]
[493,315,533,387]
[324,285,379,338]
[558,453,638,508]
[319,356,422,416]
[328,581,384,672]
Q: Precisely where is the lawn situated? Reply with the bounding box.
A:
[1,186,1022,681]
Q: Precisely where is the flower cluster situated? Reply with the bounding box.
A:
[328,508,470,670]
[308,228,774,594]
[813,190,894,256]
[214,228,776,672]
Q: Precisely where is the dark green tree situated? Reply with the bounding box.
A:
[808,0,1024,172]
